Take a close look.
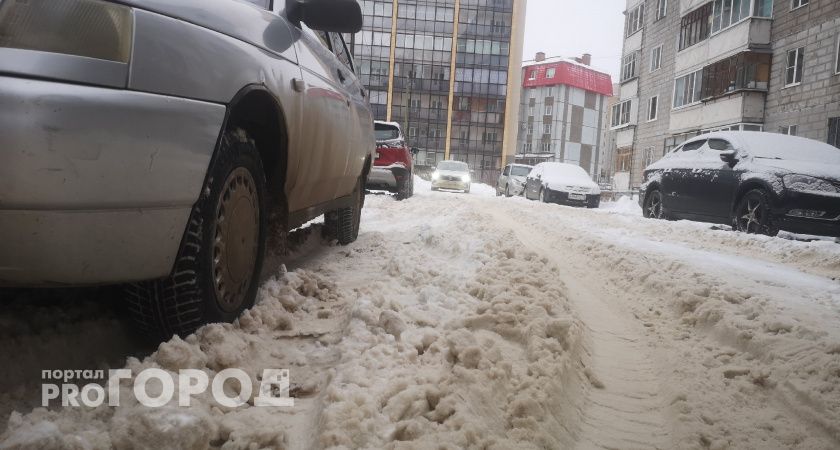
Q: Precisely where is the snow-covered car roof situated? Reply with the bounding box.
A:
[684,131,840,164]
[538,162,592,181]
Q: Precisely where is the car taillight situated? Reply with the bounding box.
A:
[0,0,133,63]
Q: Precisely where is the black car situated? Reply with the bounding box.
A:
[639,132,840,237]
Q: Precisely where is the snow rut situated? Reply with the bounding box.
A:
[490,210,670,450]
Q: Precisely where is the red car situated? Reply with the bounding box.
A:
[366,121,415,200]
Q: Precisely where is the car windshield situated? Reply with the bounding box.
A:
[510,166,532,176]
[438,161,468,172]
[374,124,400,141]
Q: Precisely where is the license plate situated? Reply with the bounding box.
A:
[569,193,586,201]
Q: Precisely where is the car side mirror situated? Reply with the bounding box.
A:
[719,150,738,166]
[411,147,419,155]
[290,0,363,33]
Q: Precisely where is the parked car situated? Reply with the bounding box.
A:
[366,121,415,200]
[0,0,372,339]
[497,163,533,197]
[639,132,840,237]
[431,161,471,193]
[524,162,601,207]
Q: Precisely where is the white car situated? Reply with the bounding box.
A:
[524,162,601,208]
[496,163,533,197]
[431,160,471,193]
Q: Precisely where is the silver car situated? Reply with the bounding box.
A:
[0,0,374,338]
[496,163,533,197]
[430,160,471,193]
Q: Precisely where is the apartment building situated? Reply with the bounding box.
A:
[613,0,840,189]
[514,53,614,176]
[349,0,527,184]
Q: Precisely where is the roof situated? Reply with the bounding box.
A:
[522,59,613,96]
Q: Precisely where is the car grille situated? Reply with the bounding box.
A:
[442,175,461,181]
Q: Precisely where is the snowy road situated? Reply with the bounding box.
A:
[2,178,840,449]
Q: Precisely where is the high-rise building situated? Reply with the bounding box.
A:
[612,0,840,190]
[348,0,527,183]
[514,52,614,176]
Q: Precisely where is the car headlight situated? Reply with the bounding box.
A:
[432,171,440,180]
[782,174,838,194]
[461,174,470,183]
[0,0,134,63]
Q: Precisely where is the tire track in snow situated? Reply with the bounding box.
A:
[488,209,670,450]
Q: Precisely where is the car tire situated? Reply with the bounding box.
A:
[734,189,779,237]
[125,128,268,340]
[395,173,413,201]
[325,177,364,245]
[643,189,665,219]
[539,187,548,203]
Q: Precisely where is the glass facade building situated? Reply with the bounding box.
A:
[349,0,526,184]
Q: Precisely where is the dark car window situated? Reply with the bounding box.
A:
[241,0,271,9]
[511,166,531,176]
[681,140,707,151]
[503,166,510,176]
[329,33,355,74]
[707,139,734,151]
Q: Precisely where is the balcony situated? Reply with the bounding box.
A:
[669,91,766,133]
[675,17,771,73]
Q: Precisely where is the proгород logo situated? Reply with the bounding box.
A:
[41,368,294,408]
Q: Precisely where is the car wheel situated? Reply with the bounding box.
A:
[325,177,364,245]
[734,189,778,237]
[539,188,547,203]
[643,189,665,219]
[395,173,412,201]
[125,128,267,340]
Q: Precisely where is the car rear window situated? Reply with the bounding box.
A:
[510,166,531,176]
[681,140,707,151]
[375,124,400,141]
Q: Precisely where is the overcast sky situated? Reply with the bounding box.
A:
[522,0,625,81]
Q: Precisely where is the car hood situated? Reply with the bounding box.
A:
[437,170,469,178]
[750,157,840,181]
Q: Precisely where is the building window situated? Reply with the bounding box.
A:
[643,147,659,167]
[611,100,632,128]
[791,0,809,10]
[545,104,553,116]
[829,118,840,148]
[712,0,773,34]
[679,3,712,51]
[622,51,639,82]
[408,127,417,137]
[544,123,552,135]
[527,122,534,135]
[702,52,771,99]
[542,142,552,152]
[616,148,632,172]
[785,47,805,86]
[528,70,537,81]
[656,0,668,20]
[625,3,645,37]
[546,68,556,78]
[523,142,533,153]
[779,125,798,136]
[835,36,840,75]
[673,70,703,108]
[648,96,659,121]
[650,45,663,72]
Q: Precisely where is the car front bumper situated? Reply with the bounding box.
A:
[432,179,470,191]
[545,189,601,208]
[0,76,226,286]
[774,191,840,237]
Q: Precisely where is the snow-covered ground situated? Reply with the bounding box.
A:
[2,178,839,449]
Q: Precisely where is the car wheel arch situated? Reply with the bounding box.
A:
[732,178,780,215]
[225,85,290,213]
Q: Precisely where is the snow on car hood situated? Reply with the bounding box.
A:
[751,157,840,181]
[436,169,469,178]
[540,164,599,192]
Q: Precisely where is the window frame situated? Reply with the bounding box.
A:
[546,67,556,78]
[679,3,712,51]
[621,51,640,82]
[673,69,703,109]
[625,3,645,38]
[611,99,633,128]
[650,45,663,72]
[647,96,659,122]
[835,36,840,75]
[656,0,668,20]
[780,125,798,136]
[791,0,809,11]
[544,123,552,135]
[545,104,553,116]
[785,47,805,87]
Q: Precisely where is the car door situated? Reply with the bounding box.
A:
[289,24,353,210]
[663,139,706,214]
[693,138,743,219]
[499,165,510,191]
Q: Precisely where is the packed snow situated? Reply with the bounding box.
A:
[1,177,839,449]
